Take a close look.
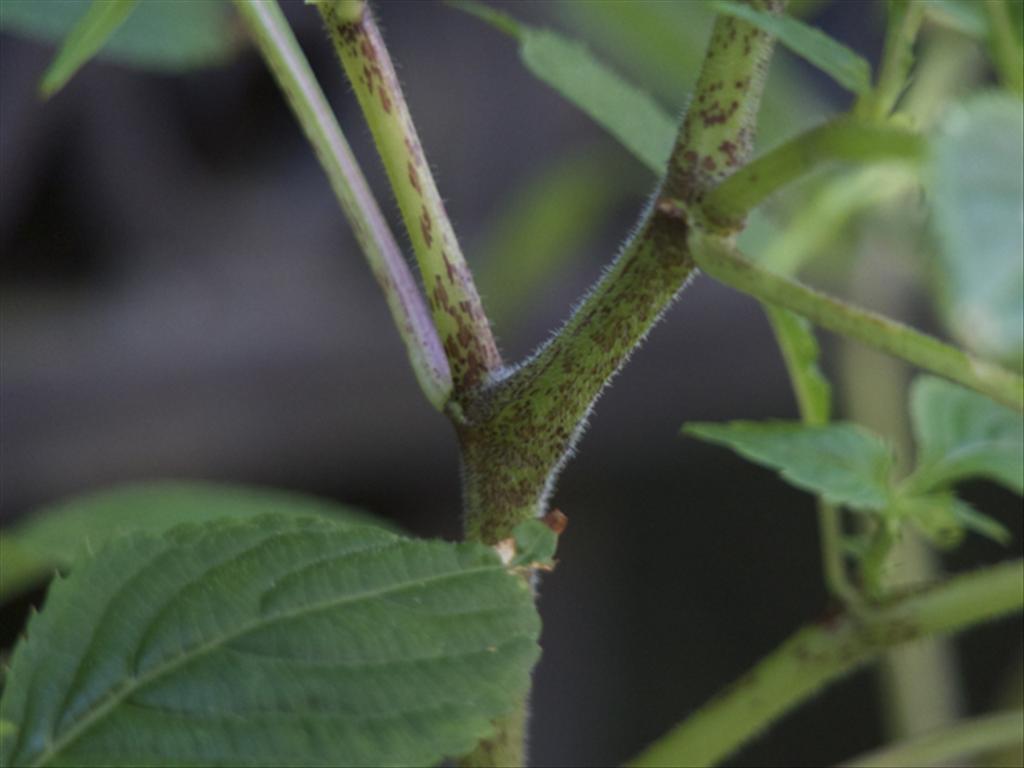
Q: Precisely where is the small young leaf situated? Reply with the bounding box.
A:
[0,481,393,600]
[510,519,558,568]
[684,421,894,509]
[907,376,1024,494]
[1,0,237,76]
[38,0,137,97]
[929,93,1024,366]
[0,516,540,767]
[450,0,675,173]
[708,0,872,96]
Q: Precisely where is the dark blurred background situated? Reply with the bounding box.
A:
[1,1,1020,765]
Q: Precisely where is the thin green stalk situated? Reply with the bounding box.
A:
[233,0,452,410]
[764,305,859,606]
[701,119,925,232]
[689,234,1024,411]
[840,708,1024,767]
[857,0,925,120]
[629,558,1024,768]
[317,0,502,396]
[986,0,1024,96]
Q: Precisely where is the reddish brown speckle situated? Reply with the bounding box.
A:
[420,207,433,247]
[408,162,421,194]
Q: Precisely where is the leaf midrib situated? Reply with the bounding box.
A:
[28,561,503,767]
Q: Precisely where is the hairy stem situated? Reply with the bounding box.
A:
[456,1,784,546]
[690,235,1024,411]
[701,118,924,231]
[317,0,501,396]
[234,0,451,409]
[840,708,1024,767]
[629,558,1024,768]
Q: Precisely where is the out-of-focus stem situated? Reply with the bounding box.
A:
[840,709,1024,768]
[233,0,452,410]
[628,559,1024,768]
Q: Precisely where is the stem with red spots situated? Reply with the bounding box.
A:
[457,0,784,547]
[234,0,452,410]
[317,0,502,400]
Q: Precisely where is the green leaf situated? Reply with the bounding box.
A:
[764,306,831,424]
[1,0,237,75]
[709,0,872,96]
[38,0,137,97]
[510,519,558,568]
[450,0,675,173]
[684,421,894,509]
[929,93,1024,367]
[0,481,393,600]
[0,515,540,767]
[907,376,1024,494]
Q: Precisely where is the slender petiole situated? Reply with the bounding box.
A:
[701,118,925,231]
[233,0,452,411]
[690,233,1024,412]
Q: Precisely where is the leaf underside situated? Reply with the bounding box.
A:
[1,516,540,767]
[684,421,893,510]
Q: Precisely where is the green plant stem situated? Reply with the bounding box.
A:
[233,0,452,410]
[857,0,925,120]
[317,0,501,396]
[764,305,859,605]
[986,0,1024,96]
[701,118,924,231]
[629,558,1024,768]
[839,708,1024,767]
[457,0,784,546]
[689,234,1024,411]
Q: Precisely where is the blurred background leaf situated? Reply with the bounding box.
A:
[0,0,240,74]
[38,0,136,98]
[907,376,1024,495]
[928,93,1024,368]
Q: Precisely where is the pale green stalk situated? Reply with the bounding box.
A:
[233,0,452,410]
[689,234,1024,411]
[316,0,502,396]
[701,118,925,232]
[840,709,1024,768]
[629,559,1024,767]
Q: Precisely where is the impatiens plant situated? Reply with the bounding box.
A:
[1,0,1022,765]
